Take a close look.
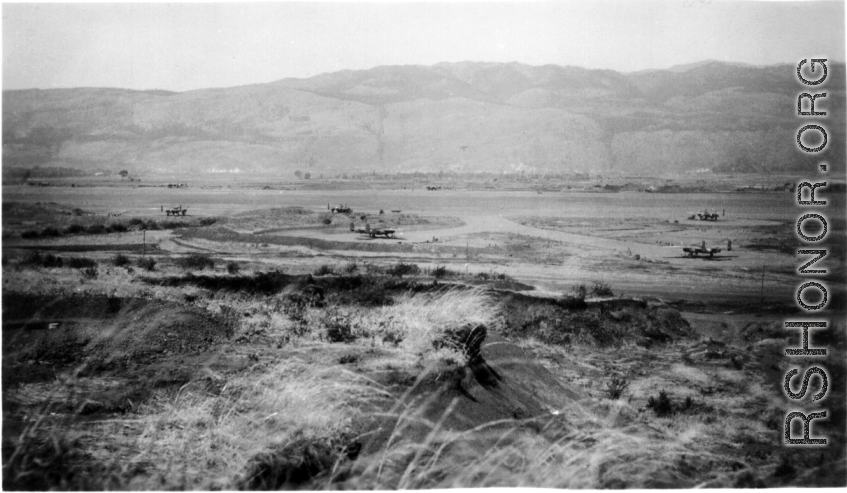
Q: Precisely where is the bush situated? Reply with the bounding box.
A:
[322,218,332,225]
[647,390,674,416]
[137,257,156,271]
[159,221,185,230]
[108,223,128,233]
[40,227,61,237]
[325,313,355,343]
[387,263,420,277]
[142,220,160,231]
[198,217,217,227]
[343,263,358,275]
[66,257,97,269]
[21,230,39,239]
[226,261,241,275]
[571,284,588,300]
[81,266,98,279]
[86,224,107,235]
[590,282,614,297]
[314,264,335,276]
[177,253,215,271]
[113,253,131,267]
[128,218,144,225]
[63,224,85,235]
[605,375,630,400]
[22,252,63,268]
[432,265,450,279]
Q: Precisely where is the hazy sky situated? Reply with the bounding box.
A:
[3,1,845,92]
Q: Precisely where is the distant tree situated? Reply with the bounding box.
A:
[119,170,129,179]
[294,170,302,179]
[304,172,311,180]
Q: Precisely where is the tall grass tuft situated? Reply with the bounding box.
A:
[373,288,496,358]
[134,360,387,489]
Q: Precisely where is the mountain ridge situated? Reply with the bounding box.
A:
[3,60,844,177]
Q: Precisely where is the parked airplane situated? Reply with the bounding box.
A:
[683,240,731,258]
[350,222,399,239]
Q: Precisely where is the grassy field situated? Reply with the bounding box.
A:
[2,181,845,489]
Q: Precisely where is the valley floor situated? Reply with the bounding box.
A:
[2,182,845,489]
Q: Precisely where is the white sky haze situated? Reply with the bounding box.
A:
[3,1,845,91]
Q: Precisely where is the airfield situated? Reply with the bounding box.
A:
[2,178,845,489]
[2,182,809,301]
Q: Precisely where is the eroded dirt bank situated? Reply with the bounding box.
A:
[4,275,843,489]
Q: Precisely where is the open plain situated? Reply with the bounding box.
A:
[2,178,846,489]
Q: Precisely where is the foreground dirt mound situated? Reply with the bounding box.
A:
[362,328,580,457]
[3,293,234,369]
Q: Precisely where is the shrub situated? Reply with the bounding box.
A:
[363,263,384,276]
[138,257,156,271]
[159,221,184,230]
[647,390,674,417]
[66,257,97,269]
[177,253,215,271]
[142,220,160,231]
[21,251,63,268]
[322,218,332,225]
[63,224,85,235]
[81,266,98,279]
[40,227,61,237]
[605,375,630,400]
[338,354,359,365]
[128,218,144,225]
[108,223,128,233]
[387,262,420,277]
[325,315,355,343]
[113,253,131,267]
[21,230,39,239]
[226,261,241,275]
[198,217,217,227]
[590,282,614,297]
[432,265,450,279]
[343,262,358,275]
[571,284,588,300]
[314,264,335,276]
[86,224,107,235]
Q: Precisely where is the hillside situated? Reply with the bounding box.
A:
[3,61,844,177]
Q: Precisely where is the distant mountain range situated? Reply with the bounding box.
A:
[3,60,844,177]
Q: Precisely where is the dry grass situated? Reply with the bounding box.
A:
[131,359,389,489]
[343,394,724,489]
[378,288,496,356]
